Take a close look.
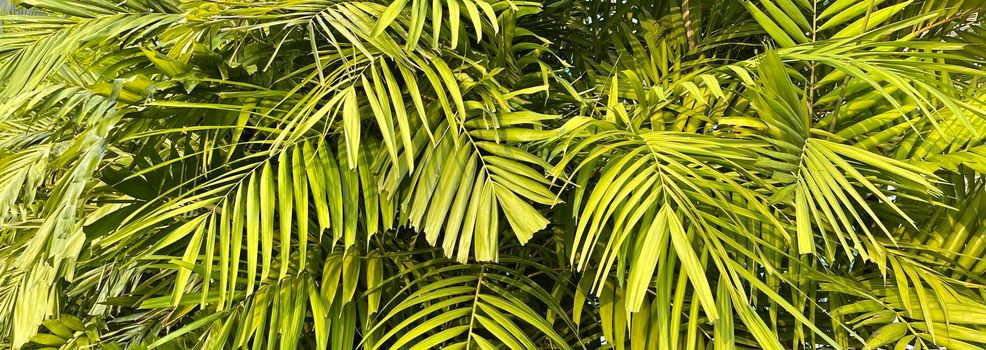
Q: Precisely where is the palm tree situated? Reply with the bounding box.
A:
[0,0,984,348]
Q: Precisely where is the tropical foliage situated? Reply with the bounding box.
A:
[0,0,985,349]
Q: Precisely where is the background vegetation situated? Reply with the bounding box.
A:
[0,0,984,349]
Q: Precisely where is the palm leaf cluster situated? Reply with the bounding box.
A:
[0,0,984,349]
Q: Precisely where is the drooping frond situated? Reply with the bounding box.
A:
[0,0,984,349]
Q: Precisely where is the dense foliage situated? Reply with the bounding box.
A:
[0,0,985,349]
